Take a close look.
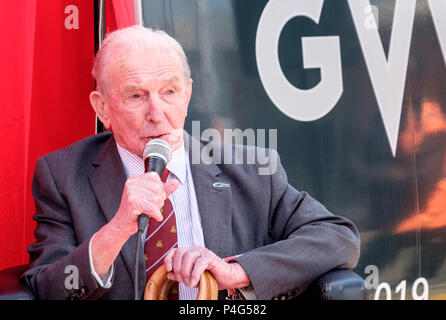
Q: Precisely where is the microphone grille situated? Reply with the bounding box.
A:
[143,139,172,164]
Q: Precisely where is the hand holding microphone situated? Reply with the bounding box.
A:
[113,139,178,238]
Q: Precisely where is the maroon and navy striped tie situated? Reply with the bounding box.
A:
[144,168,179,299]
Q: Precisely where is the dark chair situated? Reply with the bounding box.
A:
[0,263,366,300]
[293,269,367,300]
[0,264,34,300]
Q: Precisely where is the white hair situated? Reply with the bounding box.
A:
[91,25,191,96]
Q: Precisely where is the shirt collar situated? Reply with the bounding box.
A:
[115,141,187,185]
[166,142,187,185]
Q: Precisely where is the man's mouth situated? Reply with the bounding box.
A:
[147,133,167,140]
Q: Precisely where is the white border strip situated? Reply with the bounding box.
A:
[134,0,143,25]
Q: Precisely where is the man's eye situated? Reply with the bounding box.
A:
[165,89,175,95]
[131,94,141,99]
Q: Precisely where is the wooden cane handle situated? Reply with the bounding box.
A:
[144,265,218,300]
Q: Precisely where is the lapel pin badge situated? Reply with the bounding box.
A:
[212,182,230,188]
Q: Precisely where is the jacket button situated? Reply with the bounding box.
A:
[79,286,88,297]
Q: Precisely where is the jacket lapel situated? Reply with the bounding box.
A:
[185,132,233,259]
[89,135,143,290]
[89,136,126,223]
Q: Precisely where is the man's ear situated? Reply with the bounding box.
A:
[89,91,111,129]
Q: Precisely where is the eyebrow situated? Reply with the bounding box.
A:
[122,76,182,92]
[162,75,182,84]
[122,85,140,92]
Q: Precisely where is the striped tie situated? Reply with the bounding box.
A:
[144,168,179,299]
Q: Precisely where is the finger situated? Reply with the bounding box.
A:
[172,248,185,283]
[190,256,210,288]
[167,271,175,281]
[164,248,176,272]
[140,198,163,222]
[145,190,166,210]
[141,177,166,201]
[164,180,179,197]
[144,171,163,182]
[125,174,163,197]
[126,179,165,215]
[181,250,203,287]
[138,173,166,200]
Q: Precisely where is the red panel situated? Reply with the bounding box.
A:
[0,0,36,271]
[106,0,136,33]
[0,1,96,270]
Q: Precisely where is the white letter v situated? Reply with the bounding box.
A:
[348,0,416,156]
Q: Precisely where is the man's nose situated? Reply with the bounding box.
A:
[145,97,164,123]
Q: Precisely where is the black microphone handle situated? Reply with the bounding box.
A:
[144,156,166,176]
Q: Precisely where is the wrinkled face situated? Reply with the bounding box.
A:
[92,43,192,155]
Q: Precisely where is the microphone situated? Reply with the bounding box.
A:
[143,139,172,175]
[137,139,172,232]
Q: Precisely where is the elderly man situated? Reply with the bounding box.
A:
[22,26,360,300]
